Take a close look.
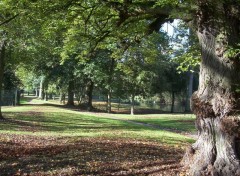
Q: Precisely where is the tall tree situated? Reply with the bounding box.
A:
[0,39,6,119]
[99,1,240,174]
[172,22,200,112]
[181,1,240,175]
[164,63,188,113]
[2,0,240,174]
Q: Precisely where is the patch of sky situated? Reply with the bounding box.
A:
[161,19,189,52]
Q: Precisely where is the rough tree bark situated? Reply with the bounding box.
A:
[182,1,240,175]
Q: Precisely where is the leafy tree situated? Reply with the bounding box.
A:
[59,1,240,173]
[164,63,187,113]
[118,37,160,115]
[79,50,115,111]
[1,0,240,174]
[3,69,22,90]
[169,22,200,112]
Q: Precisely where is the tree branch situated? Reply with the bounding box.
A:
[0,14,19,26]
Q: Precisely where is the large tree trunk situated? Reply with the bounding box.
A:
[182,2,240,175]
[67,80,75,106]
[0,40,6,119]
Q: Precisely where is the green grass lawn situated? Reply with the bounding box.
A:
[1,104,195,145]
[122,114,196,133]
[0,101,196,175]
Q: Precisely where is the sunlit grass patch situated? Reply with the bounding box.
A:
[109,113,196,133]
[0,103,196,175]
[1,105,194,145]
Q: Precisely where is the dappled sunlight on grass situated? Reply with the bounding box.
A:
[0,102,196,175]
[112,114,196,133]
[1,106,194,145]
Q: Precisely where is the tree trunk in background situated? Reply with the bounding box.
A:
[67,80,74,106]
[35,88,39,97]
[0,40,6,119]
[106,58,115,113]
[182,2,240,175]
[41,89,45,100]
[59,92,62,104]
[60,92,66,104]
[130,94,135,115]
[44,83,48,101]
[39,76,44,99]
[185,71,193,112]
[86,80,94,111]
[15,90,21,105]
[49,93,53,99]
[44,92,48,101]
[106,89,112,113]
[118,98,121,111]
[170,91,175,113]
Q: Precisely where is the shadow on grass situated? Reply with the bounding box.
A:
[1,109,195,145]
[20,96,190,115]
[133,118,196,133]
[1,111,140,132]
[0,136,183,176]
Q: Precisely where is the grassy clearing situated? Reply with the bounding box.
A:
[0,100,195,175]
[1,105,194,145]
